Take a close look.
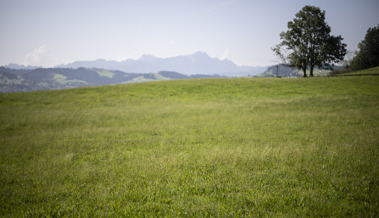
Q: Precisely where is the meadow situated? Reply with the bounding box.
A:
[0,72,378,216]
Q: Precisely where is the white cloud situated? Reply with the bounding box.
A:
[24,45,48,66]
[220,50,229,60]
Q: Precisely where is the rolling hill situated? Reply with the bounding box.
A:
[255,64,332,77]
[0,67,225,93]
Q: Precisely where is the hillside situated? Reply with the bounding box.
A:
[331,66,379,76]
[0,75,378,216]
[0,67,225,93]
[256,64,332,77]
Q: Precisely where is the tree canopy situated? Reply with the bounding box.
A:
[273,5,346,77]
[350,25,379,71]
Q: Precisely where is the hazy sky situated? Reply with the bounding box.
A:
[1,0,378,67]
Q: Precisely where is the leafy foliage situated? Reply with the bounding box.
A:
[350,25,379,71]
[273,6,346,77]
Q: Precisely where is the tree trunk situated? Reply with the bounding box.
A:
[302,67,307,77]
[309,66,314,77]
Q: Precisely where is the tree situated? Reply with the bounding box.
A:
[273,5,347,77]
[350,25,379,70]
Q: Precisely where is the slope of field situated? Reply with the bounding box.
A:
[0,76,378,216]
[333,66,379,76]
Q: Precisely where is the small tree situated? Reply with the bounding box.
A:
[350,25,379,71]
[273,5,347,77]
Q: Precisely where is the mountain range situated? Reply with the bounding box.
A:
[56,51,266,77]
[1,51,269,92]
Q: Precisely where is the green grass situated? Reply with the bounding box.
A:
[93,69,115,78]
[53,74,88,85]
[332,66,379,76]
[1,76,378,216]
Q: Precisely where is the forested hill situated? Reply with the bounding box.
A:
[0,67,225,93]
[255,64,334,77]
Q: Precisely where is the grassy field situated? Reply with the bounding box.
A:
[1,74,378,216]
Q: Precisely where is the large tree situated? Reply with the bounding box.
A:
[273,5,346,77]
[350,25,379,71]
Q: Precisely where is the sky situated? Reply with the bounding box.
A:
[0,0,378,67]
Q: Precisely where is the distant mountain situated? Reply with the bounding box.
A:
[57,51,266,77]
[3,63,42,70]
[0,67,225,93]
